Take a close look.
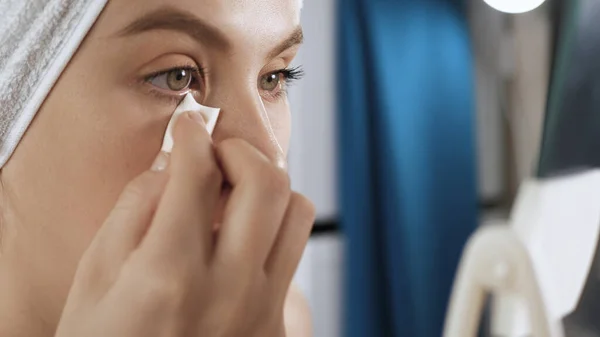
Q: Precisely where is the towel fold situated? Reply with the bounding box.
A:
[0,0,109,168]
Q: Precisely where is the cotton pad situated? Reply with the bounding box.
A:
[160,93,221,153]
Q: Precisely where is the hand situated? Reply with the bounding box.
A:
[55,111,315,337]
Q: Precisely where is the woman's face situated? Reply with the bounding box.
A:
[0,0,302,307]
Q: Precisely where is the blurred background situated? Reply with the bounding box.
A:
[285,0,592,336]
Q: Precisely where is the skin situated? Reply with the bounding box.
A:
[0,0,314,336]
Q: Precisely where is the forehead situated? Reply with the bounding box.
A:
[103,0,301,45]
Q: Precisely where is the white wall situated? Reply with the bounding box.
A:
[288,0,337,221]
[289,1,343,337]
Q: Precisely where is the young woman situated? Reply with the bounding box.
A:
[0,0,314,336]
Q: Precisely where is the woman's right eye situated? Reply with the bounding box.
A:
[147,67,199,93]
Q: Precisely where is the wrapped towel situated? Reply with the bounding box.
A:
[0,0,109,167]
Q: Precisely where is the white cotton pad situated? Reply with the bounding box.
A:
[160,93,221,153]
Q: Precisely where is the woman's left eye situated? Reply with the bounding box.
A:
[147,67,199,92]
[259,66,304,99]
[260,73,281,92]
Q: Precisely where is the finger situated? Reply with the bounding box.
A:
[265,193,315,289]
[140,111,222,266]
[214,139,291,272]
[82,166,169,279]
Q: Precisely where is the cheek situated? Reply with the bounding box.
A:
[68,91,168,225]
[269,103,292,155]
[5,79,170,248]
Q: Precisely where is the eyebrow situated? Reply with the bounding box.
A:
[117,6,304,59]
[117,6,231,51]
[268,26,304,60]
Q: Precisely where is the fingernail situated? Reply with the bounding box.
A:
[187,111,206,126]
[151,151,170,172]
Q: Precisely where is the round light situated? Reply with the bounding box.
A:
[482,0,547,13]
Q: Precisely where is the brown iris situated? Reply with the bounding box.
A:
[260,73,280,92]
[166,69,192,91]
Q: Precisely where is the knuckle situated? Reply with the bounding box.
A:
[217,138,291,197]
[123,182,147,201]
[270,165,291,189]
[219,249,256,276]
[254,162,290,198]
[291,193,316,225]
[136,273,186,308]
[121,171,159,203]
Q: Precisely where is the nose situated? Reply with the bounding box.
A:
[203,80,287,171]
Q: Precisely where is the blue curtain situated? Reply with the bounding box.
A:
[337,0,478,336]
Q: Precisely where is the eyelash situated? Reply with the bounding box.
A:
[270,65,304,99]
[143,64,305,104]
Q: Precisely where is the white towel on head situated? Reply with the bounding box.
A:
[0,0,109,168]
